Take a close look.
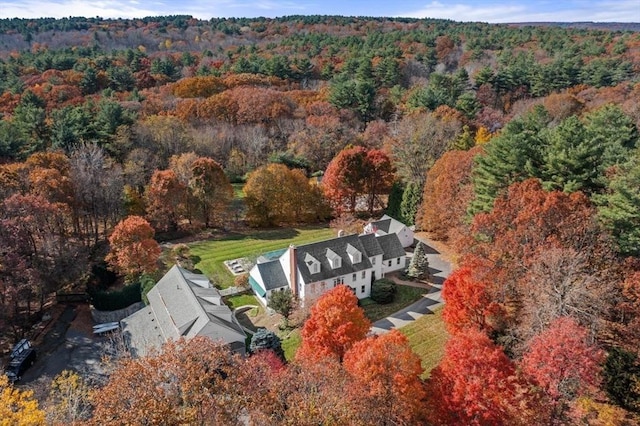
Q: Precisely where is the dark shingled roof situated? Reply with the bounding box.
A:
[257,260,288,291]
[371,218,392,233]
[358,233,384,257]
[377,233,406,260]
[295,234,372,284]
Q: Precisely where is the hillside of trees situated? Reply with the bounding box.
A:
[1,15,640,424]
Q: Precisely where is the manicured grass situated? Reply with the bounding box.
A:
[361,285,427,322]
[400,306,448,378]
[224,293,260,310]
[280,328,302,362]
[189,226,335,289]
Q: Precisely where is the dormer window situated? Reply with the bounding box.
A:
[346,243,361,264]
[326,248,342,269]
[304,253,321,274]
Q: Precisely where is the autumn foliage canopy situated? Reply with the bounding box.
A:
[297,284,371,362]
[105,215,161,279]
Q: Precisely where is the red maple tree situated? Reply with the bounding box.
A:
[441,267,502,335]
[425,328,542,425]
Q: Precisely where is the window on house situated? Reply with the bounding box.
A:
[333,277,344,286]
[397,258,401,265]
[388,260,392,267]
[361,285,365,293]
[361,271,366,279]
[371,257,376,265]
[352,273,356,281]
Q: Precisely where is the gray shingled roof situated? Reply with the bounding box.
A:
[295,234,372,283]
[371,218,392,233]
[371,214,410,235]
[256,260,288,291]
[377,233,406,260]
[358,233,384,257]
[120,306,165,357]
[121,265,246,357]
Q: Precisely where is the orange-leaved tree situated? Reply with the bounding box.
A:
[322,146,368,214]
[145,169,188,232]
[416,147,479,242]
[297,285,371,362]
[105,215,161,280]
[343,329,426,425]
[323,146,395,214]
[246,356,362,425]
[91,337,244,425]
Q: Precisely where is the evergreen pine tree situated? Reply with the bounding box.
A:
[585,104,638,166]
[451,125,476,150]
[386,180,404,219]
[542,115,603,193]
[249,328,285,361]
[596,156,640,256]
[470,105,549,214]
[400,182,422,226]
[407,241,430,280]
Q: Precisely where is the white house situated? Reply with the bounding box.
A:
[121,265,247,357]
[364,215,414,248]
[249,232,406,306]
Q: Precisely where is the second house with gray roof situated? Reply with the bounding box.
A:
[121,265,247,357]
[249,231,407,306]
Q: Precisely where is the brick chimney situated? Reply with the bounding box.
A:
[289,244,298,299]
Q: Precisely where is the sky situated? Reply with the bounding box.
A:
[0,0,638,23]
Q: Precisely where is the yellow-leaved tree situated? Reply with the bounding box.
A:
[244,163,330,227]
[0,374,45,426]
[46,370,91,424]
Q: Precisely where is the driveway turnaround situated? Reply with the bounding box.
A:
[371,236,452,334]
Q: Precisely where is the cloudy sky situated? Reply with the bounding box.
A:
[0,0,638,23]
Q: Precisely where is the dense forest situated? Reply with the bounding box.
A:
[1,15,640,424]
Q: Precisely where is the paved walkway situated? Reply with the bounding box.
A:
[370,236,453,334]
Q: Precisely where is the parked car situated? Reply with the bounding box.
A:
[4,339,36,383]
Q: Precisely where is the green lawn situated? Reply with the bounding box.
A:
[189,226,335,288]
[280,328,302,362]
[400,306,448,378]
[223,293,260,310]
[361,285,427,322]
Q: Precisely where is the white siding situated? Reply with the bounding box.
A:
[370,254,383,281]
[397,227,414,248]
[382,256,406,275]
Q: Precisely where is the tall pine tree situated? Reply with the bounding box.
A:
[596,155,640,256]
[542,115,603,193]
[386,180,404,219]
[400,182,422,226]
[470,105,549,214]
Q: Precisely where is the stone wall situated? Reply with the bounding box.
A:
[90,301,145,324]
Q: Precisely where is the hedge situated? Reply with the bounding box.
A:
[88,281,142,311]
